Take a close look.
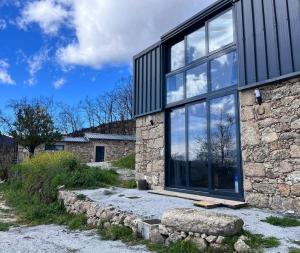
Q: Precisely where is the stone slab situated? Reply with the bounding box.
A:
[193,201,221,209]
[161,208,244,236]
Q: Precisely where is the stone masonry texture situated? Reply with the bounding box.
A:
[135,112,165,190]
[240,77,300,214]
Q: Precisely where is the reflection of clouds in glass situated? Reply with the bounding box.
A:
[187,27,206,63]
[171,107,186,160]
[171,41,185,71]
[186,64,207,98]
[211,51,237,91]
[209,10,233,52]
[188,103,207,161]
[167,73,184,103]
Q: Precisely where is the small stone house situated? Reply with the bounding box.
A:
[133,0,300,214]
[36,133,135,163]
[0,134,18,179]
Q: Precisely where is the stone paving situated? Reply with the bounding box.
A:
[76,187,300,253]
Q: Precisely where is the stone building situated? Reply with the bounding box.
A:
[35,133,135,163]
[0,134,17,179]
[133,0,300,214]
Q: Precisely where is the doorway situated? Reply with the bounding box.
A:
[95,146,105,162]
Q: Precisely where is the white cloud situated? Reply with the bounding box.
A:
[53,78,65,89]
[18,0,215,69]
[18,0,69,35]
[27,48,49,86]
[0,60,15,85]
[0,19,6,30]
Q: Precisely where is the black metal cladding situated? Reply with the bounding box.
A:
[133,42,162,117]
[236,0,300,87]
[133,0,300,117]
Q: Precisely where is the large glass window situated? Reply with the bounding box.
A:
[169,107,186,187]
[188,102,208,188]
[186,63,207,98]
[210,95,238,193]
[187,27,206,63]
[208,10,234,52]
[170,40,185,71]
[166,73,184,104]
[211,51,237,91]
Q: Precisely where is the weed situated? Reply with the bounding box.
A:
[76,194,86,201]
[98,225,136,242]
[0,222,10,231]
[67,214,87,230]
[111,154,135,170]
[289,248,300,253]
[147,240,199,253]
[119,179,137,189]
[262,216,300,227]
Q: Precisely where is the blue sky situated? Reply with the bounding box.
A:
[0,0,214,112]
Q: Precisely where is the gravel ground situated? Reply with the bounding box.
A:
[0,225,150,253]
[76,188,300,253]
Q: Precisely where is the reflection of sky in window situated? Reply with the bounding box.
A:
[188,103,207,161]
[209,10,233,52]
[171,40,185,71]
[211,51,237,91]
[186,63,207,98]
[170,107,186,160]
[167,73,184,104]
[210,95,236,150]
[187,27,206,63]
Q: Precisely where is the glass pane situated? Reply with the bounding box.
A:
[210,95,238,193]
[186,63,207,98]
[211,51,237,91]
[170,40,185,71]
[166,73,184,104]
[209,10,234,52]
[187,27,206,63]
[188,102,208,188]
[169,107,186,187]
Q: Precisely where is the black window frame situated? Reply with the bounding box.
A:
[45,144,65,151]
[164,7,244,201]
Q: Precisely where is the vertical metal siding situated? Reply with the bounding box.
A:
[133,43,162,117]
[274,0,293,75]
[236,0,300,86]
[288,0,300,71]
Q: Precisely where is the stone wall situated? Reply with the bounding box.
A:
[135,112,165,189]
[58,190,244,252]
[35,140,135,163]
[240,77,300,214]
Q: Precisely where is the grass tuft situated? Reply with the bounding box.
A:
[289,248,300,253]
[67,214,87,230]
[119,179,137,189]
[0,222,10,231]
[98,224,135,242]
[262,216,300,227]
[111,154,135,170]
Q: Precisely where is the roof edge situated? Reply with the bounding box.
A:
[161,0,233,42]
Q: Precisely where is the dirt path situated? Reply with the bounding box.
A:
[0,193,18,224]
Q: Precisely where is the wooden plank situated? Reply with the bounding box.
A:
[193,201,221,209]
[148,190,247,209]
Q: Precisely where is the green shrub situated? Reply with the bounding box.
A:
[147,240,199,253]
[120,179,137,189]
[112,154,135,170]
[7,152,119,203]
[289,248,300,253]
[262,216,300,227]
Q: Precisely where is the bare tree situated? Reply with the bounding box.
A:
[80,96,96,128]
[57,103,83,134]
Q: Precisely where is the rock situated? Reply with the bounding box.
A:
[161,208,244,236]
[206,235,217,243]
[201,233,207,239]
[103,222,110,228]
[194,233,200,238]
[234,238,251,253]
[186,236,207,252]
[209,243,227,253]
[150,228,165,244]
[180,231,187,238]
[291,184,300,197]
[158,224,170,236]
[215,236,225,244]
[167,231,182,244]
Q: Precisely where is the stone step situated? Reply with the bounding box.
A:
[193,201,221,209]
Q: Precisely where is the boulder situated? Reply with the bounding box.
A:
[234,238,250,253]
[161,208,244,236]
[185,236,207,252]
